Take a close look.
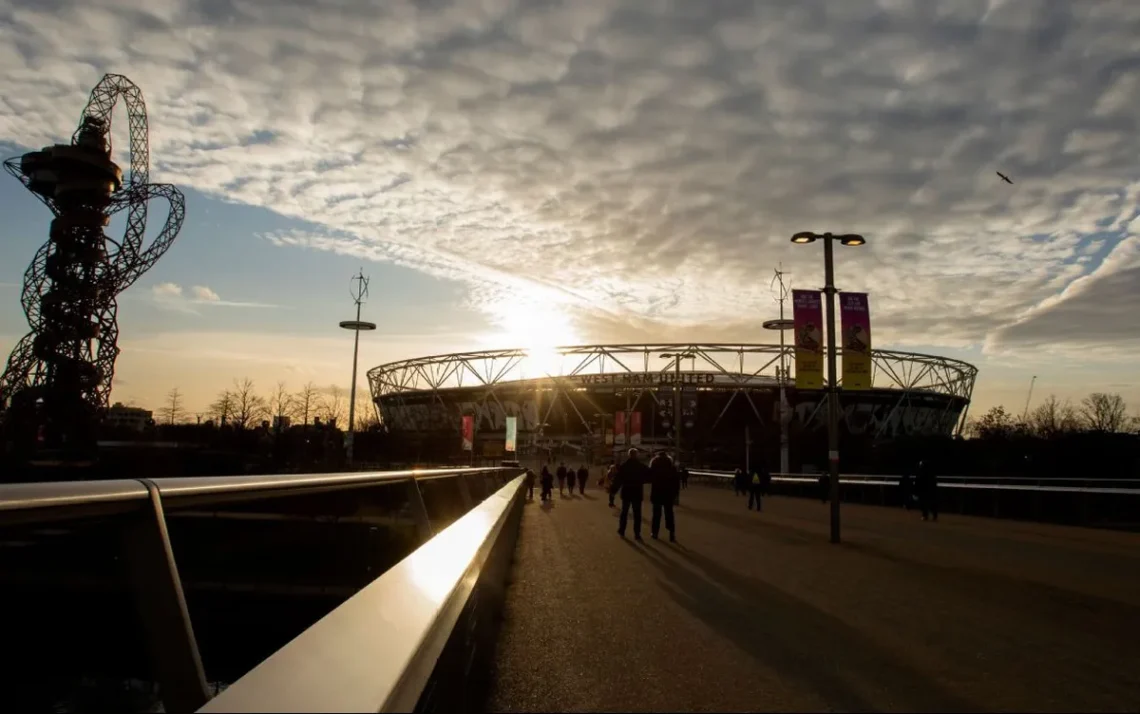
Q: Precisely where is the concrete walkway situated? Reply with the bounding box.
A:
[486,484,1140,712]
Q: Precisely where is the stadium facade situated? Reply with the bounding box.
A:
[367,344,977,466]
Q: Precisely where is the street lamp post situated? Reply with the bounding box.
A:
[660,351,696,461]
[339,269,376,467]
[790,231,865,544]
[763,317,794,476]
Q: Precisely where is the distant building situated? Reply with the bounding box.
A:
[105,402,153,431]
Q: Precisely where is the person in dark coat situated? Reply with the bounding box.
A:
[748,470,764,511]
[916,460,939,521]
[525,468,536,500]
[679,465,689,490]
[577,464,589,495]
[733,467,746,496]
[649,452,679,542]
[613,448,648,540]
[556,462,568,496]
[540,465,554,502]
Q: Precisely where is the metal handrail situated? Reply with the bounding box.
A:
[689,470,1140,496]
[0,466,523,714]
[0,467,509,522]
[199,472,528,713]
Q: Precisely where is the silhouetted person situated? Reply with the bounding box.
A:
[525,468,536,500]
[556,462,568,496]
[540,465,554,502]
[748,464,767,512]
[605,463,618,507]
[679,465,689,490]
[649,452,679,542]
[577,464,589,494]
[916,460,939,521]
[614,448,648,540]
[733,467,746,496]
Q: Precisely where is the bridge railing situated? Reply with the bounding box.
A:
[687,469,1140,526]
[0,466,523,714]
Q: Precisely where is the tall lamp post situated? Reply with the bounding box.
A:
[660,351,696,461]
[339,269,376,467]
[594,412,612,464]
[790,231,866,544]
[763,318,794,476]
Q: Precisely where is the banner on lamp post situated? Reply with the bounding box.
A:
[504,416,517,452]
[461,415,474,451]
[614,411,626,446]
[630,411,642,446]
[840,292,872,391]
[792,289,825,390]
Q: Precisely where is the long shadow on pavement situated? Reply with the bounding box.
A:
[623,539,981,713]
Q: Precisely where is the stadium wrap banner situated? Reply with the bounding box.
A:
[504,416,517,452]
[461,415,474,451]
[614,411,626,446]
[630,411,642,446]
[792,289,825,389]
[840,292,872,391]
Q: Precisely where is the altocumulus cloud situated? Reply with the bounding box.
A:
[3,0,1140,354]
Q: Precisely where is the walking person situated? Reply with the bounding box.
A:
[733,467,746,496]
[650,452,679,542]
[556,462,568,496]
[614,448,648,540]
[525,468,536,500]
[577,464,589,495]
[679,465,689,490]
[540,465,554,503]
[748,470,764,512]
[604,463,618,507]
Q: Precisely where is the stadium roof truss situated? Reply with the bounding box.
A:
[366,344,978,438]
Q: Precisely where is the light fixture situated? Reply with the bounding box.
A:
[790,231,817,244]
[838,234,866,247]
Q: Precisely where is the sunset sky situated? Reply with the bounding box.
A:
[1,0,1138,419]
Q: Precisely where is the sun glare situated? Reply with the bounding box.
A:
[487,300,581,378]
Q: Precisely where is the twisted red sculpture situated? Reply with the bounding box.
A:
[1,74,185,456]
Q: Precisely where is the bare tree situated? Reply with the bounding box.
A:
[294,381,320,426]
[1028,395,1080,437]
[320,385,346,426]
[966,405,1022,440]
[209,390,236,426]
[158,387,185,426]
[1080,392,1128,433]
[356,407,381,431]
[269,381,294,424]
[231,377,268,429]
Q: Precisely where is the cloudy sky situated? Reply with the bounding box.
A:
[1,0,1138,417]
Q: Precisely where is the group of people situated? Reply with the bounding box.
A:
[524,462,591,502]
[608,447,684,542]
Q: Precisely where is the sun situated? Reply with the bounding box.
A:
[488,300,581,378]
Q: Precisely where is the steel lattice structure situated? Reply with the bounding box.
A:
[0,74,185,454]
[367,343,979,439]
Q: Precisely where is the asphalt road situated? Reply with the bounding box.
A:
[485,483,1140,713]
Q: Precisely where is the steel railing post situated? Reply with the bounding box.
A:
[122,480,209,714]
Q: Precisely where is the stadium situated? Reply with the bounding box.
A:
[367,344,978,468]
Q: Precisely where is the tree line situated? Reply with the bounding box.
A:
[965,392,1138,440]
[155,379,381,431]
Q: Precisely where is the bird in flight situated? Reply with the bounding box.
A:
[997,171,1013,184]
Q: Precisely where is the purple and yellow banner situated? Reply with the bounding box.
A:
[840,292,872,391]
[792,289,824,390]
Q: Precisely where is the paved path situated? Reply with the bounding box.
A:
[486,484,1140,712]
